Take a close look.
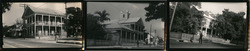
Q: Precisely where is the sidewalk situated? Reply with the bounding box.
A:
[57,37,82,44]
[170,38,199,43]
[18,38,57,43]
[7,37,82,44]
[87,45,162,49]
[170,35,239,46]
[170,38,243,48]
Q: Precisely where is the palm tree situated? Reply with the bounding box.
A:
[95,10,110,22]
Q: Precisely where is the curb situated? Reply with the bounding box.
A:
[170,38,199,43]
[178,39,189,42]
[57,40,82,44]
[177,39,199,43]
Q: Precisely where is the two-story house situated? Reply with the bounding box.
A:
[21,5,67,39]
[101,12,146,45]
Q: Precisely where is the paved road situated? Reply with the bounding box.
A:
[3,38,82,48]
[170,39,243,48]
[87,45,164,49]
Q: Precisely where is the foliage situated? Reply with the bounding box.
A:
[169,2,203,34]
[2,2,12,13]
[65,7,83,37]
[94,10,110,22]
[144,2,166,22]
[87,10,111,39]
[213,9,246,41]
[3,25,11,37]
[86,14,107,39]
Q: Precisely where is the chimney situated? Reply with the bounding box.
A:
[121,11,125,18]
[126,10,130,19]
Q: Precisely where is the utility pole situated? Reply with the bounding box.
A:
[20,4,27,39]
[64,2,67,38]
[58,2,67,40]
[149,24,152,46]
[169,2,178,32]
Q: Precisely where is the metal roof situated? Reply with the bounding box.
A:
[103,17,141,24]
[28,6,65,16]
[102,17,142,31]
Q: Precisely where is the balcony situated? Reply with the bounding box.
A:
[35,21,63,27]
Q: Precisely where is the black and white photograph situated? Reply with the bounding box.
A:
[86,2,165,49]
[248,17,250,51]
[169,2,247,48]
[2,2,83,48]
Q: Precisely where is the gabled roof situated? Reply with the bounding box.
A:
[203,11,215,20]
[24,6,65,16]
[102,17,143,31]
[105,22,133,31]
[103,17,142,24]
[120,17,141,23]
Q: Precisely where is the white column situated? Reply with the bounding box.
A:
[125,31,127,42]
[130,32,132,42]
[61,16,63,37]
[32,17,34,36]
[42,15,44,36]
[49,15,50,36]
[34,14,36,37]
[55,16,57,36]
[211,29,213,37]
[133,33,135,42]
[120,30,123,43]
[205,28,208,37]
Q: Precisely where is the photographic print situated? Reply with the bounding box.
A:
[2,2,83,48]
[169,2,247,48]
[86,2,165,49]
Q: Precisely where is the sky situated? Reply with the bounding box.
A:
[2,2,81,26]
[87,2,165,38]
[200,2,247,18]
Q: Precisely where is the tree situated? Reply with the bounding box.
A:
[144,2,166,22]
[94,10,110,22]
[65,7,83,37]
[86,13,107,39]
[2,2,12,13]
[3,25,10,37]
[213,9,246,42]
[169,2,202,34]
